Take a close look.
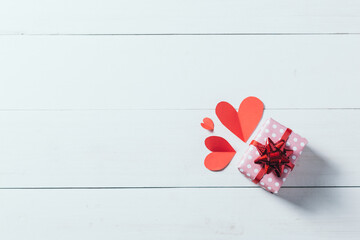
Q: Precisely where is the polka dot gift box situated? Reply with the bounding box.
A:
[238,118,308,193]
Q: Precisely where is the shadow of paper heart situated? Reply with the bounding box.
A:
[277,146,340,212]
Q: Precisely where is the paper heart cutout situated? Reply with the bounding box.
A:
[201,117,214,131]
[215,97,263,142]
[204,136,236,171]
[238,96,264,141]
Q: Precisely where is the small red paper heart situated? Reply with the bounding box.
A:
[204,136,236,171]
[201,117,214,131]
[215,97,263,142]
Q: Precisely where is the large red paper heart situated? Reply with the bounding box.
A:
[204,136,236,171]
[215,97,263,142]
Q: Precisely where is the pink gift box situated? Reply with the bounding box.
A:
[238,118,308,193]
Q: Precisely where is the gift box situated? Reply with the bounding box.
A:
[238,118,308,193]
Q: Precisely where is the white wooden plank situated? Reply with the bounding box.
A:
[0,109,358,187]
[0,188,359,239]
[0,35,359,109]
[0,0,360,34]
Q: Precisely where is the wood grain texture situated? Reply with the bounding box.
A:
[0,35,359,109]
[0,1,359,238]
[0,109,358,187]
[0,0,360,34]
[0,188,359,239]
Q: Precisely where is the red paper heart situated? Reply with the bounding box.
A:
[238,97,264,141]
[204,136,236,171]
[201,117,214,131]
[215,97,263,142]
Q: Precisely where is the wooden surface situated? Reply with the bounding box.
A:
[1,0,360,34]
[0,1,359,239]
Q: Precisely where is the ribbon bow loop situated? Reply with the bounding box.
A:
[250,128,294,184]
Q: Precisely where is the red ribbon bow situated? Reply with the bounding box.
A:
[250,128,294,184]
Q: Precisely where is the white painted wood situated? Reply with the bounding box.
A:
[0,188,359,239]
[0,35,360,109]
[0,0,360,34]
[0,1,359,238]
[0,109,358,187]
